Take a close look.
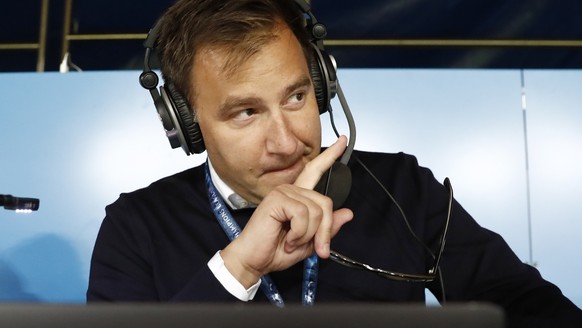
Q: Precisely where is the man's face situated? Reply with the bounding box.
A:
[191,25,322,204]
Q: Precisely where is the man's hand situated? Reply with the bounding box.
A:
[220,136,354,288]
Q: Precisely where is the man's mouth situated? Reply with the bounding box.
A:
[263,158,304,177]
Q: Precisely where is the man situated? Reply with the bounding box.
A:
[87,0,582,326]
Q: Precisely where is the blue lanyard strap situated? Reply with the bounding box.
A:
[204,161,318,306]
[302,253,318,305]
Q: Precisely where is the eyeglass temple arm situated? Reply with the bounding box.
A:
[429,177,453,275]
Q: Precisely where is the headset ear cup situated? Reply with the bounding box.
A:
[309,50,328,114]
[165,84,206,154]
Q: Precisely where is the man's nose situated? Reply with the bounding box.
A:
[265,112,298,155]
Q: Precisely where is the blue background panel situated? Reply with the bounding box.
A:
[1,70,580,305]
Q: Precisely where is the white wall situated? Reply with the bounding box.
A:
[1,69,580,305]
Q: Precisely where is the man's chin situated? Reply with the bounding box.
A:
[253,178,296,201]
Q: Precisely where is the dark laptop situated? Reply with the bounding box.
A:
[0,303,504,328]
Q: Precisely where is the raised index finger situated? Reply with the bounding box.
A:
[294,135,348,190]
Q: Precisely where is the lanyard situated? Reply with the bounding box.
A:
[204,161,318,307]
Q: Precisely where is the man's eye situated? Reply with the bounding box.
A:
[234,108,255,120]
[289,92,305,104]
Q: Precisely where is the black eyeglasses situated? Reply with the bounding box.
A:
[328,177,453,283]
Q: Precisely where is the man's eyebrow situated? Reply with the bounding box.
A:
[282,75,312,99]
[218,96,261,117]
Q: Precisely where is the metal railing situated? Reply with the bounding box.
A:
[0,0,50,72]
[4,0,582,72]
[60,0,147,64]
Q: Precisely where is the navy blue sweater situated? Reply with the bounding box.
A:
[87,151,582,326]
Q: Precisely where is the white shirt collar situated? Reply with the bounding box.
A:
[207,159,256,210]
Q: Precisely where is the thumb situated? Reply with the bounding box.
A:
[314,208,353,258]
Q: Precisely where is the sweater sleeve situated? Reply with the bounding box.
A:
[414,160,582,326]
[86,200,238,303]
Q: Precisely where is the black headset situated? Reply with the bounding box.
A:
[139,0,338,155]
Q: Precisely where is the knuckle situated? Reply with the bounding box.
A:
[296,203,310,218]
[311,204,323,219]
[321,196,333,209]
